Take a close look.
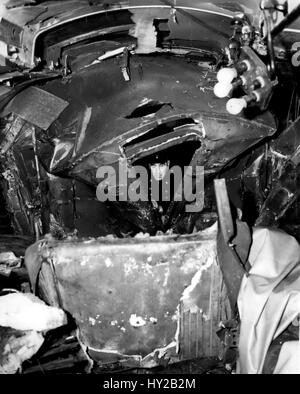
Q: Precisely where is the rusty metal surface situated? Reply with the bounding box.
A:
[25,227,230,360]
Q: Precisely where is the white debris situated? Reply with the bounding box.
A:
[0,329,44,374]
[129,314,146,328]
[141,341,178,368]
[171,308,180,322]
[0,252,20,266]
[0,293,67,332]
[0,252,21,276]
[134,232,150,238]
[124,259,139,276]
[92,47,126,64]
[163,267,170,287]
[181,255,215,304]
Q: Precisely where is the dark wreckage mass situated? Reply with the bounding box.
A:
[0,0,299,375]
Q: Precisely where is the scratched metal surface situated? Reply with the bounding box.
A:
[25,229,230,360]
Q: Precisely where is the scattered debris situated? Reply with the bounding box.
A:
[0,326,44,374]
[22,326,93,374]
[141,341,178,369]
[0,251,21,276]
[0,292,67,331]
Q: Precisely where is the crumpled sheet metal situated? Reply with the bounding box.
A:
[1,0,234,66]
[0,291,68,374]
[28,53,275,182]
[3,86,69,131]
[273,115,300,164]
[237,227,300,374]
[2,1,300,67]
[25,228,230,362]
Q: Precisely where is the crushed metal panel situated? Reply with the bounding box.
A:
[0,18,23,47]
[179,256,231,359]
[25,228,230,361]
[0,114,25,155]
[6,86,69,130]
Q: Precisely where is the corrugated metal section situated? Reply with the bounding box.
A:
[179,261,231,360]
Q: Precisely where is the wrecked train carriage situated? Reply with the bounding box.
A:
[0,0,299,368]
[0,1,278,236]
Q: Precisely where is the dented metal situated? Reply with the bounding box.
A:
[24,225,231,363]
[0,0,300,372]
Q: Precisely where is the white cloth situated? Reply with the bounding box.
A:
[237,228,300,374]
[274,340,300,374]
